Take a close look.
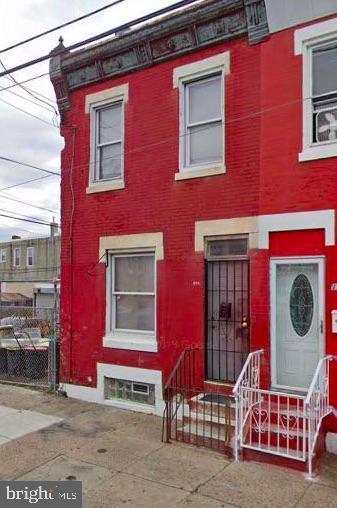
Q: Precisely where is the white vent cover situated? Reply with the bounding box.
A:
[316,108,337,142]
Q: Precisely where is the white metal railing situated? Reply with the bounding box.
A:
[305,355,336,478]
[234,352,336,477]
[240,387,306,462]
[233,349,263,461]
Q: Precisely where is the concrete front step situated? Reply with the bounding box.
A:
[188,393,236,419]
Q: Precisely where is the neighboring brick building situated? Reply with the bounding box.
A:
[50,0,337,474]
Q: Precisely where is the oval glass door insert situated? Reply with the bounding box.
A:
[289,274,314,337]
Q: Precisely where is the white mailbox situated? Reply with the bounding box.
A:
[332,310,337,333]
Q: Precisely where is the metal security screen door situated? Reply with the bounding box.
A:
[271,258,324,391]
[206,239,250,383]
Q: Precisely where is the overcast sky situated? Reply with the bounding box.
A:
[0,0,179,241]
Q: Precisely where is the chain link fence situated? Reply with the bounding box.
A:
[0,306,58,389]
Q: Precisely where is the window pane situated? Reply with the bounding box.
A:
[115,255,154,292]
[115,295,155,331]
[313,46,337,96]
[208,238,248,258]
[98,103,122,144]
[188,76,222,124]
[98,143,121,180]
[189,121,222,165]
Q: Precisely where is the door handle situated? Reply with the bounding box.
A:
[242,315,248,328]
[320,320,324,334]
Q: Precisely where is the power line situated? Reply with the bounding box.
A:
[0,84,56,113]
[0,174,56,193]
[0,156,60,176]
[0,213,51,226]
[0,0,203,78]
[0,208,50,224]
[2,76,56,104]
[0,96,57,128]
[0,73,50,93]
[0,0,126,55]
[0,59,59,122]
[0,192,59,215]
[1,75,56,104]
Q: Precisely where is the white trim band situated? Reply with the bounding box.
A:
[195,210,335,250]
[61,364,164,416]
[173,51,230,87]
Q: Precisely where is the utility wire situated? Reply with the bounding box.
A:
[0,213,51,226]
[0,96,58,128]
[0,59,57,113]
[0,156,60,176]
[0,0,203,78]
[0,85,56,113]
[0,0,126,55]
[2,76,56,104]
[0,73,50,92]
[0,175,56,193]
[0,192,59,215]
[0,208,50,224]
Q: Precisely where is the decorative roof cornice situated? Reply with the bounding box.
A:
[50,0,269,118]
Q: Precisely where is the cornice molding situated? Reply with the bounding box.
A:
[49,0,268,118]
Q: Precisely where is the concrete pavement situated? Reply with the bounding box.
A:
[0,384,336,507]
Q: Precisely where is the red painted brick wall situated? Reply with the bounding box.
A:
[59,20,337,431]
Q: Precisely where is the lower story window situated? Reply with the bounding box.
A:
[111,253,155,334]
[104,377,155,405]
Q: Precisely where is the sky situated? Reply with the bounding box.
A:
[0,0,179,241]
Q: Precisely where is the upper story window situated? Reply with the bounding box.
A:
[94,102,123,182]
[13,248,20,267]
[295,18,337,161]
[312,44,337,144]
[173,52,229,180]
[86,84,128,194]
[27,246,35,267]
[183,75,223,168]
[0,249,6,263]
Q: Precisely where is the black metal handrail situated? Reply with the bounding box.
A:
[162,348,235,453]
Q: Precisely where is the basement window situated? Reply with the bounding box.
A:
[104,377,155,406]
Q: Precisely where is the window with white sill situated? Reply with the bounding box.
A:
[296,19,337,161]
[182,74,224,171]
[92,101,123,182]
[109,253,156,338]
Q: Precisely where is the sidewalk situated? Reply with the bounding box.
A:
[0,384,336,507]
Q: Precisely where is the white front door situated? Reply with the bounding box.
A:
[271,258,324,391]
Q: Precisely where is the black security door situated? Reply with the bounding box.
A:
[206,256,250,383]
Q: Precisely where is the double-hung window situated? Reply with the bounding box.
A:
[94,102,123,181]
[0,249,6,263]
[183,74,223,168]
[27,246,34,267]
[296,19,337,160]
[173,52,229,179]
[13,248,20,267]
[111,253,155,335]
[311,44,337,144]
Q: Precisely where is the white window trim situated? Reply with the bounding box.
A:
[0,249,6,263]
[26,246,34,267]
[173,52,230,180]
[86,84,128,193]
[100,232,164,352]
[13,247,20,267]
[107,252,156,351]
[295,18,337,161]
